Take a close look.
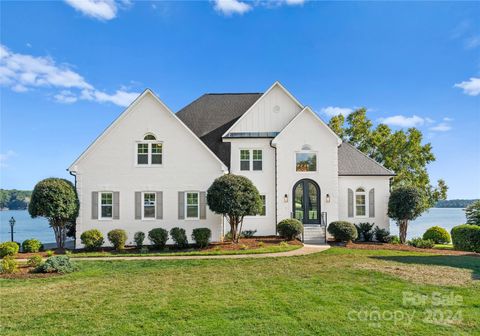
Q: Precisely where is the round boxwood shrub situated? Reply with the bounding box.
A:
[134,231,145,248]
[423,226,450,244]
[192,228,211,248]
[80,229,104,251]
[1,256,18,274]
[22,238,42,253]
[107,229,127,250]
[0,241,19,258]
[27,255,43,268]
[148,228,168,250]
[328,221,358,242]
[277,218,303,240]
[451,224,480,253]
[170,227,188,249]
[408,237,435,249]
[36,255,77,274]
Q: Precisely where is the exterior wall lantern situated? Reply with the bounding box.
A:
[284,194,288,203]
[326,194,331,203]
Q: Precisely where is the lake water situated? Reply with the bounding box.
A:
[0,208,468,244]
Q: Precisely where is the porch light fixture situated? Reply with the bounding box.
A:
[326,194,331,203]
[284,194,288,203]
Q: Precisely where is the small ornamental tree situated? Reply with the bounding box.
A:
[207,174,262,243]
[464,200,480,225]
[387,186,423,244]
[29,178,79,250]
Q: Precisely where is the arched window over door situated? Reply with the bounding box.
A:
[293,179,321,224]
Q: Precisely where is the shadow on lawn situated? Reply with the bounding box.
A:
[371,255,480,281]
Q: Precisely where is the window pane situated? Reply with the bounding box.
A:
[144,206,155,218]
[101,193,112,205]
[296,153,317,171]
[240,150,250,160]
[294,184,303,220]
[307,183,318,220]
[137,154,148,165]
[152,143,162,154]
[187,206,198,218]
[253,160,262,171]
[101,205,112,218]
[151,154,162,164]
[253,150,262,160]
[356,195,365,206]
[240,161,250,171]
[143,193,155,218]
[356,194,366,216]
[138,143,148,153]
[187,193,198,205]
[356,206,366,216]
[144,134,156,140]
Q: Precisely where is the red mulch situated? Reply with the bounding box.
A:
[343,241,479,257]
[0,265,60,279]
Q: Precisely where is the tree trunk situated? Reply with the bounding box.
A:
[52,221,66,250]
[399,219,408,244]
[237,216,244,244]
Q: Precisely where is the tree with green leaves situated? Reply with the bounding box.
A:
[465,200,480,225]
[388,186,423,244]
[207,174,262,243]
[29,178,79,249]
[328,108,447,211]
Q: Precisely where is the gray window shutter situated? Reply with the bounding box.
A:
[113,192,120,220]
[369,188,375,218]
[156,191,163,219]
[135,192,141,220]
[178,192,185,219]
[199,192,207,220]
[348,188,354,218]
[92,192,98,219]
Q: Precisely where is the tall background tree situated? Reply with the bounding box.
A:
[207,174,262,243]
[29,178,79,249]
[464,200,480,225]
[328,108,448,211]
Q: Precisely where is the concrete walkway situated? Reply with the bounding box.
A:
[56,244,330,262]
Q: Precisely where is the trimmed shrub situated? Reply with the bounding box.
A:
[22,238,42,253]
[241,230,257,238]
[1,256,18,274]
[423,226,451,244]
[451,224,480,252]
[45,250,54,257]
[0,241,19,258]
[139,246,149,254]
[107,229,128,250]
[328,221,358,242]
[386,235,401,244]
[170,227,188,249]
[277,219,303,240]
[148,228,168,249]
[80,229,104,251]
[408,238,435,249]
[374,227,390,243]
[192,228,211,248]
[36,256,77,274]
[134,231,145,248]
[355,222,375,241]
[27,255,43,268]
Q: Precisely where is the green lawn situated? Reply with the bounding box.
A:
[68,244,300,258]
[1,248,479,335]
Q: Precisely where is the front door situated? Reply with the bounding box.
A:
[293,179,321,225]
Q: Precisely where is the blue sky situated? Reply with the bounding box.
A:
[0,0,479,199]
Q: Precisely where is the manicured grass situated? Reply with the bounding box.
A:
[434,244,454,250]
[1,248,479,335]
[68,244,300,258]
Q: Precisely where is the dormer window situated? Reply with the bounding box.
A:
[137,134,162,166]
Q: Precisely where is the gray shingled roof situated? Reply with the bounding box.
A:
[338,142,395,176]
[177,93,262,167]
[177,93,394,176]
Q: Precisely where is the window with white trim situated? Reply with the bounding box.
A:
[296,152,317,172]
[259,195,266,216]
[355,188,366,217]
[240,149,262,171]
[143,192,156,219]
[100,192,113,219]
[137,134,162,165]
[185,192,199,219]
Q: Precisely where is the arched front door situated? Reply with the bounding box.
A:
[293,179,321,225]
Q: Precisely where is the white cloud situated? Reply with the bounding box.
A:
[465,35,480,49]
[213,0,252,16]
[378,115,425,128]
[0,150,16,168]
[284,0,305,5]
[64,0,118,20]
[443,117,453,122]
[425,117,435,124]
[0,44,139,107]
[429,122,452,132]
[321,106,353,117]
[454,77,480,96]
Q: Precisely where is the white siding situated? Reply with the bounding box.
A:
[72,92,225,247]
[228,85,302,134]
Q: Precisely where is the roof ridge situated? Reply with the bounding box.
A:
[342,141,395,175]
[204,92,263,95]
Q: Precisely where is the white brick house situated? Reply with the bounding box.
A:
[69,82,394,247]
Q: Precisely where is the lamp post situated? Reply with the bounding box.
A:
[9,216,16,242]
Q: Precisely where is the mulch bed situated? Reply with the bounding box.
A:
[343,241,479,257]
[0,265,61,280]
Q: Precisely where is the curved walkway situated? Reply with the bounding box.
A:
[65,244,330,261]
